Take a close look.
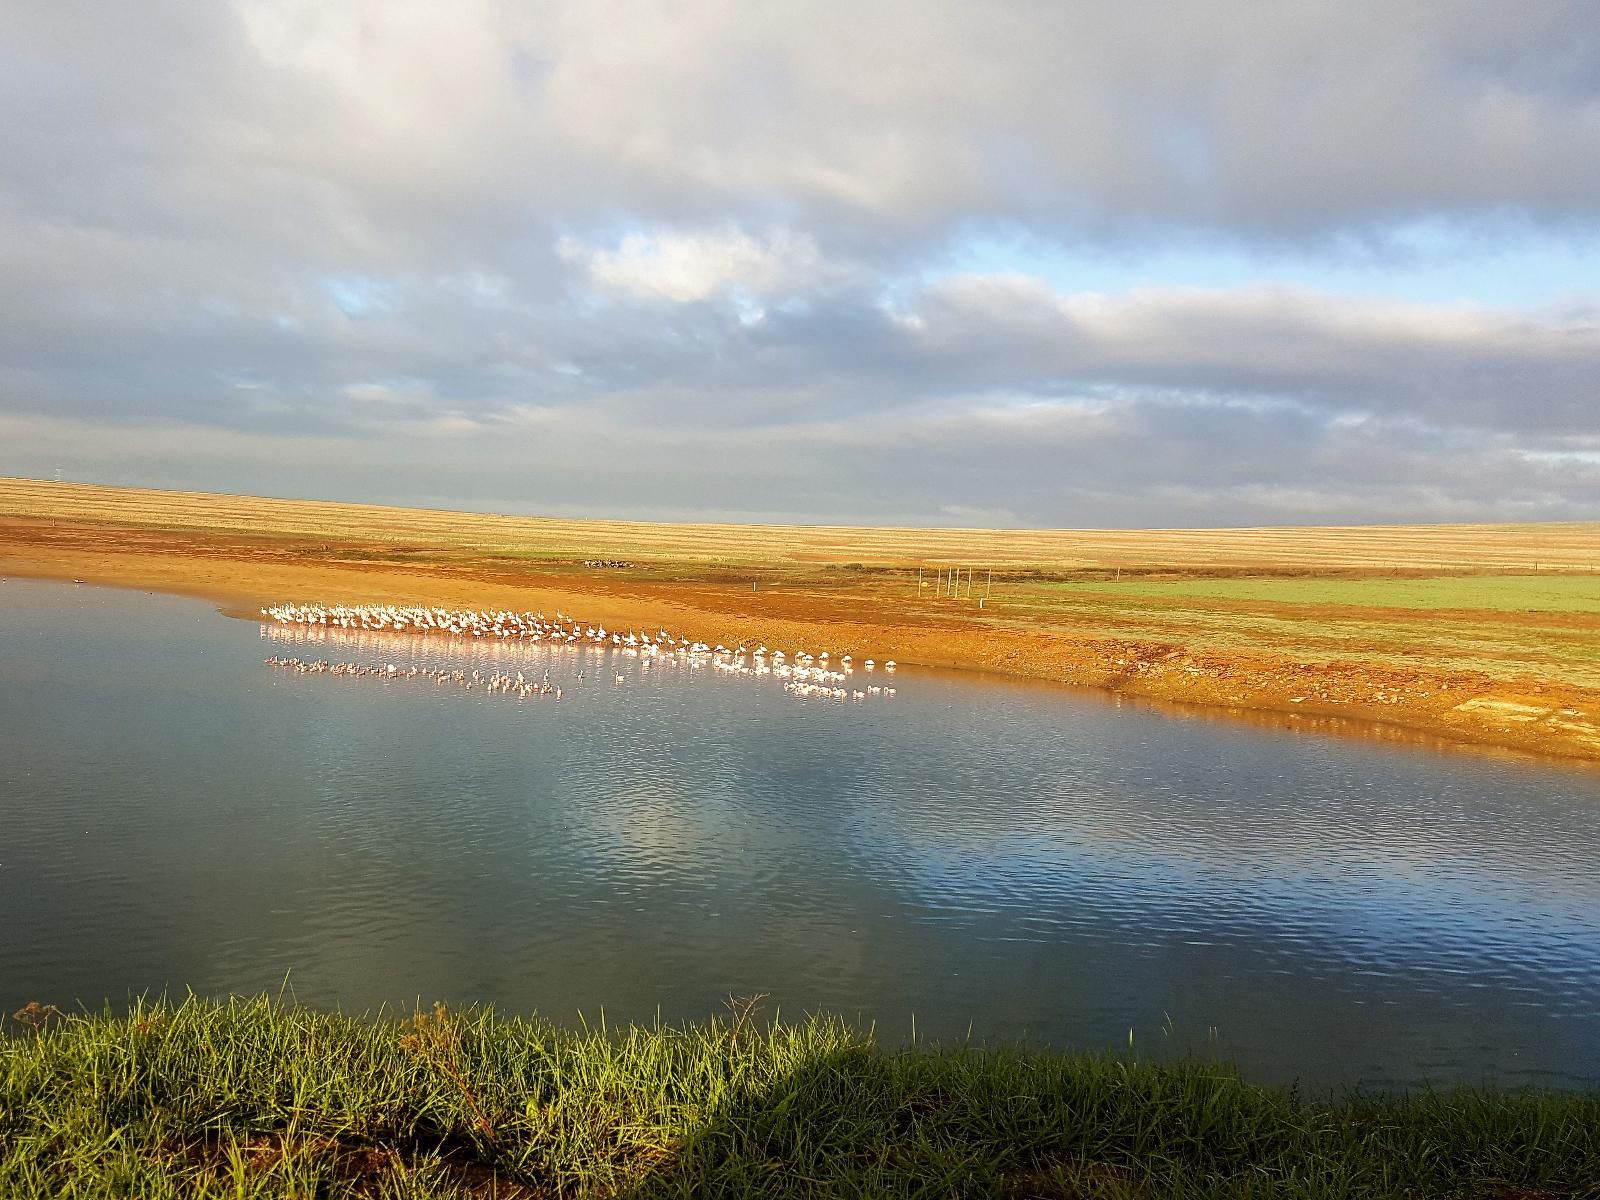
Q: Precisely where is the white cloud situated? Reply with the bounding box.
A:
[561,227,832,303]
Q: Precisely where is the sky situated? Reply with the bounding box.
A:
[2,1,1598,528]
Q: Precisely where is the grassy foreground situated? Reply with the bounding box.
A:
[3,997,1597,1199]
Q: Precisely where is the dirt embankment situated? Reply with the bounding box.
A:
[3,513,1598,766]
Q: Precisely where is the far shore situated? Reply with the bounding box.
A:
[3,477,1599,764]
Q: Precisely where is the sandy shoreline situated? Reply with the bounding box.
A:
[6,522,1599,767]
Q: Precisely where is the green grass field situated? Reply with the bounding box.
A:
[1033,574,1600,613]
[3,995,1597,1198]
[984,573,1600,689]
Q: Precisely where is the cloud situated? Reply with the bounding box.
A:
[560,226,834,303]
[893,276,1600,436]
[180,0,1600,239]
[1,1,1599,525]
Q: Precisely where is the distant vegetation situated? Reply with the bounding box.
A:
[1037,574,1600,613]
[3,476,1595,572]
[3,995,1598,1198]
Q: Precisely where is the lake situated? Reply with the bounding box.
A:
[2,577,1597,1090]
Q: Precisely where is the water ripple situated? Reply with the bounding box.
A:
[1,579,1598,1088]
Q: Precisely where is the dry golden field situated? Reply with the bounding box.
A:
[2,477,1595,572]
[3,476,1599,763]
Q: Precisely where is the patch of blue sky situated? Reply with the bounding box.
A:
[729,290,766,326]
[1523,447,1600,464]
[320,275,394,318]
[931,218,1600,310]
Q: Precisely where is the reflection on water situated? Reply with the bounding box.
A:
[1,578,1598,1090]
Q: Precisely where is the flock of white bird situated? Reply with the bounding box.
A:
[259,603,898,706]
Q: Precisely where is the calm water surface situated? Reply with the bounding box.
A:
[2,578,1598,1090]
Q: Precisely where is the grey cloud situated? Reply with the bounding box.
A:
[4,253,1599,521]
[895,277,1600,436]
[8,377,1597,528]
[11,2,1600,253]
